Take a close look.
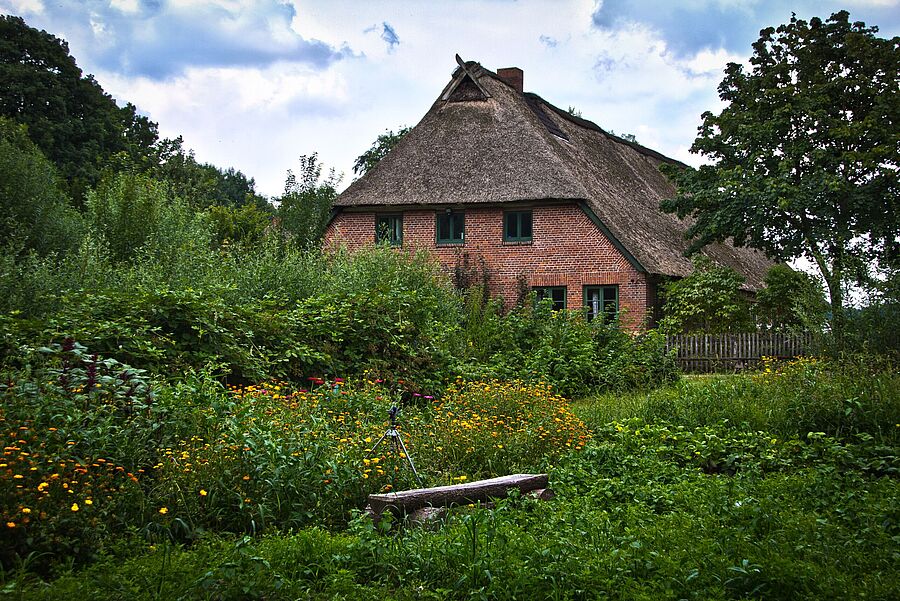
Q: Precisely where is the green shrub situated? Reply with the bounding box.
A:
[659,255,754,334]
[457,300,679,397]
[86,171,212,264]
[1,243,462,389]
[0,117,84,257]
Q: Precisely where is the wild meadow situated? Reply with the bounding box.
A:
[2,312,898,599]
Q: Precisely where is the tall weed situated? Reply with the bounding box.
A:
[580,356,900,442]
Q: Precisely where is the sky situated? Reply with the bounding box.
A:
[2,0,898,198]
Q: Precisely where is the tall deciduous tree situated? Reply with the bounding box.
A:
[0,15,158,204]
[660,11,899,342]
[278,154,341,248]
[0,117,83,255]
[149,136,267,210]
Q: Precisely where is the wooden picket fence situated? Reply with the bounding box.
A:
[665,332,814,373]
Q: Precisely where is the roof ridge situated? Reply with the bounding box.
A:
[468,60,687,167]
[332,55,772,288]
[527,93,689,168]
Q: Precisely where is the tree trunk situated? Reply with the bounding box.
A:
[807,243,846,350]
[823,270,846,349]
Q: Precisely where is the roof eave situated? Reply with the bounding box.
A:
[577,201,647,274]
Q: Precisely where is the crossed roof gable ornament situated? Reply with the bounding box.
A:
[440,54,493,101]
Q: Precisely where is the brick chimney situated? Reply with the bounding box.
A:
[496,67,523,93]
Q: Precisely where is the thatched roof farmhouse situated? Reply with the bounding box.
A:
[325,57,772,327]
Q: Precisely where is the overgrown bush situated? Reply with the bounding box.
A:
[0,242,463,389]
[456,297,679,397]
[0,117,84,256]
[659,255,754,334]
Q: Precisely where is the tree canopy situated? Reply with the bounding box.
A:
[660,11,899,340]
[0,15,265,212]
[352,127,410,177]
[277,154,341,248]
[0,15,157,204]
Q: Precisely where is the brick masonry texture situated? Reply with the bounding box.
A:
[324,203,651,329]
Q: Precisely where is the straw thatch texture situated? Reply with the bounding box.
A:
[335,60,773,289]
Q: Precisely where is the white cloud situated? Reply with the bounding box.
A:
[109,0,140,13]
[844,0,899,6]
[683,48,744,76]
[0,0,44,14]
[3,0,898,198]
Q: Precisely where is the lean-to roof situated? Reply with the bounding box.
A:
[335,59,772,288]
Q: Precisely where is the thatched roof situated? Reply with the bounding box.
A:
[335,58,773,288]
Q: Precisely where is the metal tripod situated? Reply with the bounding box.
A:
[366,405,423,487]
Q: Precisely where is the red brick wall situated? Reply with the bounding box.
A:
[324,204,650,329]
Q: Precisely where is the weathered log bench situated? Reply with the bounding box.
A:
[366,473,551,519]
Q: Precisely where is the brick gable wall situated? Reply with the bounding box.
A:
[324,203,650,329]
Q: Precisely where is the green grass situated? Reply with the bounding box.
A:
[576,357,900,443]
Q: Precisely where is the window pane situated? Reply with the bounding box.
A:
[521,212,532,239]
[376,216,401,245]
[534,286,565,311]
[452,214,464,240]
[505,213,517,239]
[551,288,565,308]
[437,212,464,243]
[586,288,600,321]
[505,211,532,241]
[585,285,618,322]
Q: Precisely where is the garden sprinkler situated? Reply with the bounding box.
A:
[365,405,423,487]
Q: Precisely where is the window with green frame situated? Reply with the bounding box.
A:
[584,285,618,322]
[436,211,464,244]
[504,210,533,242]
[375,214,402,246]
[533,286,566,311]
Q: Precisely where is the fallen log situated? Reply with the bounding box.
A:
[367,473,549,515]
